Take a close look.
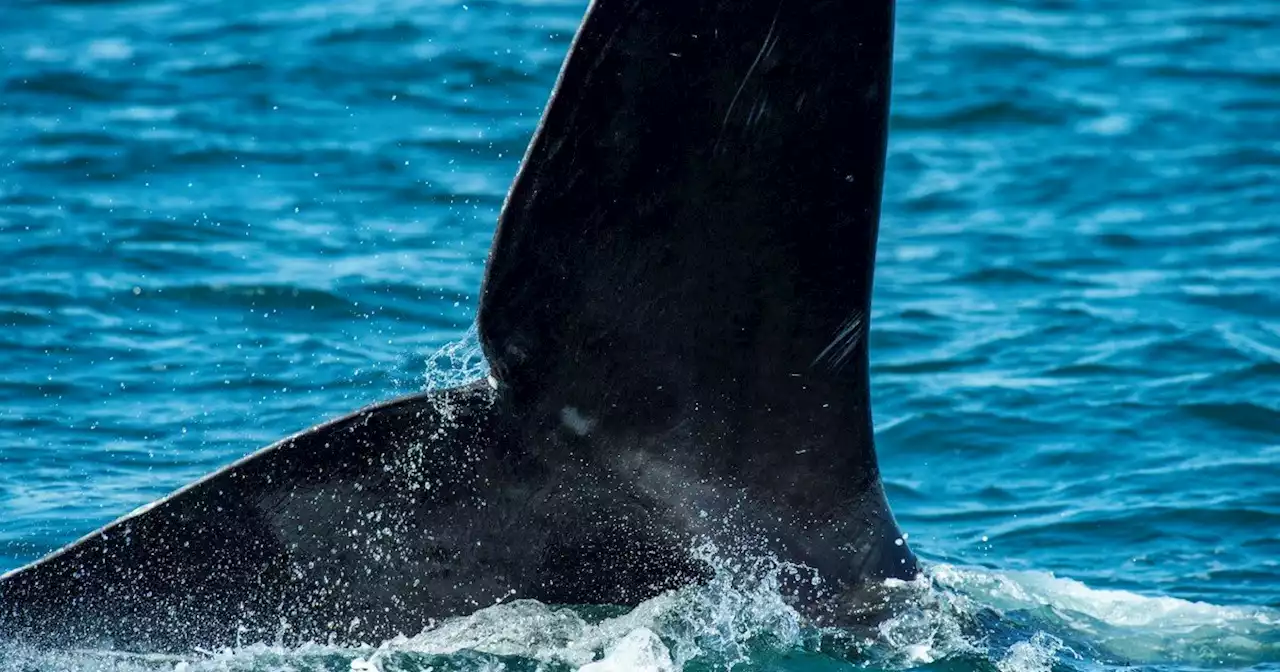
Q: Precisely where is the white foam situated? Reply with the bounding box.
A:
[931,563,1276,630]
[579,628,675,672]
[353,547,808,671]
[5,560,1277,671]
[997,633,1067,672]
[922,563,1279,665]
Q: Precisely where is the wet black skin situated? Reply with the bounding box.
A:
[0,0,915,653]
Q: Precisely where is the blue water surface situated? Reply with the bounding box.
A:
[1,0,1278,670]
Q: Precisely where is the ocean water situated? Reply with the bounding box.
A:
[1,0,1278,670]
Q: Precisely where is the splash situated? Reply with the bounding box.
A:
[421,325,489,391]
[347,544,812,672]
[2,560,1276,671]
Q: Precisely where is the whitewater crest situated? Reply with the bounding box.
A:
[2,554,1277,672]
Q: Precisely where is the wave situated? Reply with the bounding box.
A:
[929,565,1279,667]
[3,557,1275,672]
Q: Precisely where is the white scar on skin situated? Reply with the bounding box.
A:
[812,310,865,371]
[559,406,597,436]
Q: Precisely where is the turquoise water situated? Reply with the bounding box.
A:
[1,0,1278,670]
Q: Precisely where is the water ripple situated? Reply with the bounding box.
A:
[1,0,1278,668]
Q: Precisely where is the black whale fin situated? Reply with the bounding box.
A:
[0,384,518,651]
[1,0,913,654]
[478,0,911,586]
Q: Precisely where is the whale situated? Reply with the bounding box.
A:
[0,0,915,653]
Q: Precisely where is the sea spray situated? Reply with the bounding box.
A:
[2,559,1276,671]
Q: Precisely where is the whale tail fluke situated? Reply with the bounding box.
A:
[1,0,913,654]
